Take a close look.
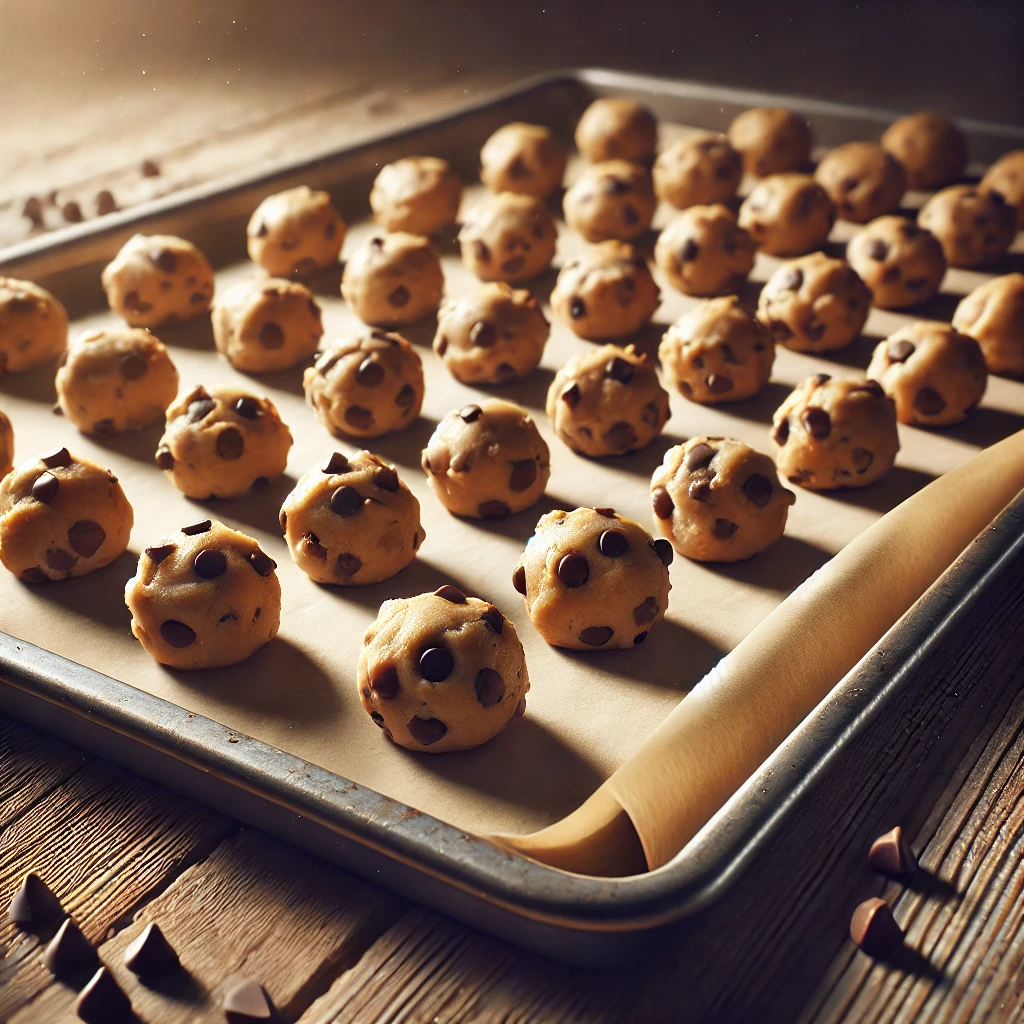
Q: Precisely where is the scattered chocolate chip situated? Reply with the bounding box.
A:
[123,922,179,979]
[743,474,773,507]
[43,918,98,979]
[181,520,212,536]
[141,158,161,177]
[470,321,497,348]
[652,539,674,567]
[914,387,946,416]
[598,530,629,557]
[77,966,135,1024]
[32,472,59,503]
[41,447,72,469]
[773,418,790,446]
[712,518,738,539]
[7,873,64,929]
[146,544,176,564]
[606,356,635,384]
[68,520,105,558]
[508,459,537,493]
[512,564,527,594]
[603,422,638,451]
[370,665,400,699]
[478,499,510,519]
[850,898,903,958]
[802,406,832,439]
[434,584,467,604]
[888,339,915,363]
[579,625,614,646]
[570,297,587,319]
[194,548,227,579]
[216,428,245,460]
[160,620,196,648]
[95,190,116,216]
[408,717,448,745]
[356,357,385,386]
[707,374,733,394]
[481,605,504,634]
[868,825,918,880]
[652,488,674,519]
[223,978,274,1020]
[373,466,399,492]
[335,553,361,577]
[420,646,454,682]
[633,597,660,625]
[475,668,506,708]
[62,201,83,224]
[561,383,581,407]
[258,321,285,350]
[155,446,175,470]
[322,452,350,475]
[680,239,700,262]
[187,398,216,423]
[557,551,589,587]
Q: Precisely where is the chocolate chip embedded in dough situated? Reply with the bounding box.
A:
[344,406,374,431]
[408,716,448,746]
[181,521,212,536]
[257,321,285,350]
[652,538,674,566]
[234,396,262,420]
[370,664,400,699]
[419,645,454,682]
[867,239,890,262]
[633,597,660,625]
[598,530,629,557]
[249,549,276,577]
[387,286,411,308]
[773,418,790,446]
[512,564,527,594]
[395,384,416,408]
[370,710,385,727]
[688,479,711,502]
[508,459,537,493]
[374,467,399,492]
[684,442,716,471]
[712,518,738,539]
[561,384,581,407]
[502,256,525,276]
[470,321,497,348]
[216,427,245,460]
[155,445,175,470]
[193,549,227,579]
[556,551,589,587]
[812,373,831,386]
[434,584,467,604]
[301,533,328,561]
[887,339,915,363]
[41,448,73,469]
[460,404,482,423]
[594,507,616,518]
[322,452,350,475]
[680,239,700,262]
[481,605,504,634]
[852,448,874,473]
[21,567,48,584]
[652,487,674,519]
[145,544,175,564]
[849,898,903,958]
[330,485,362,518]
[802,406,832,439]
[119,351,149,380]
[780,267,804,291]
[160,620,196,648]
[475,668,506,708]
[68,520,105,557]
[914,387,947,417]
[579,625,614,646]
[356,357,385,387]
[570,297,587,319]
[32,472,59,503]
[335,553,361,577]
[707,374,733,394]
[743,473,774,507]
[606,356,635,384]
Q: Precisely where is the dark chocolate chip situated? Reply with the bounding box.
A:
[43,919,98,979]
[216,427,245,460]
[356,357,385,387]
[330,485,362,517]
[743,473,773,507]
[622,203,640,226]
[434,584,467,604]
[7,873,64,929]
[868,826,918,880]
[512,564,527,595]
[680,239,700,262]
[598,530,629,557]
[222,978,274,1021]
[344,406,374,431]
[388,286,411,308]
[603,422,638,451]
[508,155,529,180]
[852,448,874,473]
[257,320,286,352]
[302,533,327,561]
[850,898,903,958]
[371,665,400,699]
[189,291,208,305]
[579,625,614,646]
[470,321,497,348]
[813,373,832,387]
[151,247,176,274]
[557,551,589,587]
[193,548,227,579]
[123,922,179,979]
[474,240,491,264]
[155,445,175,470]
[68,520,105,558]
[119,351,148,380]
[652,538,674,567]
[561,383,581,407]
[181,520,211,536]
[123,290,153,315]
[888,339,915,363]
[234,396,262,420]
[62,201,83,224]
[335,553,361,577]
[141,158,161,177]
[160,620,196,648]
[145,543,175,564]
[606,356,635,384]
[279,509,288,533]
[652,488,674,519]
[508,459,537,493]
[460,404,482,423]
[881,266,901,284]
[688,479,711,502]
[773,418,791,446]
[802,406,832,439]
[374,466,399,492]
[712,518,738,539]
[633,631,648,645]
[481,605,504,634]
[322,452,350,475]
[905,276,929,292]
[32,472,59,503]
[914,387,946,416]
[570,297,587,319]
[707,374,733,394]
[478,499,510,520]
[396,384,417,408]
[420,646,454,682]
[475,668,506,708]
[370,711,385,727]
[685,443,717,472]
[21,567,48,584]
[634,597,660,625]
[187,398,216,423]
[408,717,448,745]
[594,507,616,518]
[41,447,72,469]
[780,267,804,291]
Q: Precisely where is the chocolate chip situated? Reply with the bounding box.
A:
[557,551,589,587]
[802,406,832,439]
[780,267,804,291]
[634,597,660,625]
[769,320,794,342]
[738,473,773,508]
[475,668,506,708]
[508,155,529,180]
[419,646,454,682]
[345,406,374,431]
[222,979,274,1021]
[21,567,48,584]
[32,472,59,503]
[43,919,98,979]
[356,357,385,387]
[570,297,587,319]
[652,488,674,519]
[373,466,399,492]
[387,285,411,308]
[850,898,903,958]
[141,158,160,177]
[881,265,901,284]
[852,448,874,473]
[216,427,245,460]
[193,548,227,579]
[603,422,638,451]
[395,384,416,408]
[7,873,64,929]
[434,584,467,604]
[123,290,153,315]
[707,374,733,394]
[633,631,648,645]
[330,485,362,517]
[512,564,527,594]
[561,384,581,407]
[322,452,350,475]
[436,335,448,357]
[146,544,175,564]
[123,922,179,980]
[370,711,385,727]
[914,387,946,416]
[408,717,448,745]
[334,553,361,577]
[474,240,491,264]
[712,518,738,539]
[773,418,790,446]
[501,256,526,276]
[606,356,635,384]
[62,201,83,224]
[478,499,510,519]
[155,445,175,470]
[160,620,196,648]
[594,507,616,518]
[257,321,285,350]
[181,521,211,536]
[301,533,327,561]
[509,459,537,493]
[120,351,148,380]
[460,404,482,423]
[868,825,918,880]
[888,339,915,363]
[68,520,105,558]
[680,239,700,262]
[22,196,44,227]
[481,605,504,634]
[598,530,630,558]
[150,248,176,274]
[688,479,711,502]
[187,398,216,423]
[371,665,400,699]
[470,321,497,348]
[579,625,614,646]
[41,447,72,469]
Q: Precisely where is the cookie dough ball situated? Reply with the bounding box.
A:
[658,296,775,404]
[918,185,1016,268]
[654,204,755,297]
[867,323,987,427]
[952,273,1024,377]
[55,328,179,435]
[513,507,672,650]
[651,437,794,562]
[738,174,835,256]
[0,410,12,479]
[550,240,660,340]
[563,160,656,243]
[815,142,907,224]
[156,386,293,499]
[479,122,566,199]
[369,157,462,236]
[341,232,444,327]
[574,98,658,164]
[212,276,322,373]
[546,343,669,457]
[0,448,133,582]
[125,519,280,670]
[981,150,1024,224]
[280,450,423,585]
[757,252,871,352]
[358,587,529,752]
[728,107,812,177]
[101,234,215,328]
[433,283,549,384]
[304,330,424,439]
[422,399,550,520]
[0,278,68,375]
[846,216,947,309]
[771,375,899,489]
[653,132,743,210]
[246,186,346,278]
[458,192,558,284]
[881,112,968,191]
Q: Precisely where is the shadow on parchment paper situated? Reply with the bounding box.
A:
[988,249,1024,278]
[817,332,880,372]
[396,313,440,350]
[196,472,297,536]
[0,359,59,404]
[154,314,217,352]
[25,548,138,632]
[602,431,687,479]
[706,534,833,597]
[524,264,560,308]
[466,491,578,543]
[370,415,438,470]
[943,405,1024,450]
[431,224,461,259]
[241,362,312,398]
[305,262,345,298]
[485,365,556,413]
[624,319,672,361]
[824,463,937,516]
[734,275,765,313]
[319,555,479,614]
[723,380,795,427]
[88,421,164,465]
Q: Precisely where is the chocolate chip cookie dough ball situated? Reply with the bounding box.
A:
[756,253,871,353]
[422,400,550,520]
[846,216,947,309]
[459,192,558,284]
[550,240,660,340]
[369,157,462,236]
[867,323,987,427]
[981,150,1024,224]
[728,107,812,177]
[738,174,835,256]
[479,122,566,199]
[513,507,672,650]
[0,278,68,375]
[563,160,656,243]
[341,232,444,327]
[772,376,899,489]
[156,386,293,499]
[55,328,179,435]
[0,410,12,479]
[659,296,775,404]
[433,283,549,385]
[125,519,280,670]
[881,112,968,191]
[358,587,529,752]
[304,330,424,439]
[546,343,669,457]
[0,448,133,582]
[653,133,742,210]
[246,186,346,278]
[815,142,907,224]
[280,450,423,585]
[918,185,1016,268]
[654,204,755,297]
[651,437,794,562]
[952,273,1024,377]
[574,97,658,164]
[101,234,215,328]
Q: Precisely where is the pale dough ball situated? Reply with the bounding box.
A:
[422,399,550,520]
[212,276,323,373]
[574,98,658,164]
[55,327,179,435]
[358,587,529,752]
[981,150,1024,224]
[0,410,12,479]
[867,323,987,427]
[246,186,346,278]
[280,449,424,585]
[653,133,742,210]
[513,506,672,651]
[918,185,1016,268]
[125,519,280,670]
[458,192,558,284]
[654,204,755,297]
[433,283,549,384]
[771,375,899,490]
[550,240,660,340]
[659,296,775,404]
[650,437,794,562]
[101,234,215,328]
[479,122,566,199]
[846,216,947,309]
[304,330,424,439]
[756,252,871,352]
[0,278,68,375]
[546,343,670,457]
[157,385,293,499]
[563,160,656,243]
[881,112,968,191]
[952,273,1024,377]
[0,447,133,582]
[369,156,462,236]
[341,232,444,326]
[815,142,907,224]
[728,107,812,177]
[738,173,836,256]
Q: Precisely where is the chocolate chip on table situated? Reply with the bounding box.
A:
[322,452,350,475]
[43,918,99,979]
[374,466,399,492]
[512,564,527,595]
[68,520,105,558]
[802,406,832,439]
[216,428,245,460]
[141,158,161,177]
[145,544,176,564]
[850,897,903,958]
[181,520,212,536]
[579,625,614,646]
[475,668,506,708]
[652,488,674,519]
[420,645,454,682]
[743,474,774,507]
[395,384,416,409]
[707,374,733,394]
[408,716,448,746]
[193,549,227,579]
[41,448,72,469]
[773,418,791,446]
[187,397,217,423]
[712,518,738,539]
[508,459,537,493]
[160,620,196,648]
[370,664,400,699]
[258,321,285,350]
[652,538,674,566]
[478,499,510,519]
[222,978,274,1021]
[31,472,59,503]
[434,584,467,604]
[123,922,179,979]
[561,384,581,407]
[598,530,629,557]
[481,605,504,634]
[155,446,175,470]
[570,297,587,319]
[470,321,497,348]
[95,190,116,216]
[120,351,148,380]
[606,356,635,384]
[868,825,918,880]
[7,872,64,929]
[62,201,83,224]
[557,551,589,588]
[888,339,915,363]
[335,553,361,577]
[915,387,947,416]
[234,396,262,420]
[356,357,385,386]
[76,966,133,1023]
